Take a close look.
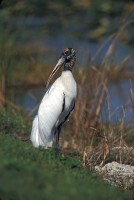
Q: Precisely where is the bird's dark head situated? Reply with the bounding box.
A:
[61,48,76,62]
[46,48,76,87]
[61,48,76,71]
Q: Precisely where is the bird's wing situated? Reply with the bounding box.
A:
[37,82,65,145]
[56,98,75,129]
[52,98,75,147]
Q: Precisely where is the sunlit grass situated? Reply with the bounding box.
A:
[0,131,132,200]
[0,37,134,169]
[0,2,134,199]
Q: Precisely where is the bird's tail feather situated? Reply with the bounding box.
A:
[30,115,54,148]
[30,115,41,147]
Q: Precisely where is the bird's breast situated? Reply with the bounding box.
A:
[60,71,77,99]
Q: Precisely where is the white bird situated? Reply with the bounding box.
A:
[30,48,77,149]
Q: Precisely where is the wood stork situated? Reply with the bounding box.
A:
[30,48,77,149]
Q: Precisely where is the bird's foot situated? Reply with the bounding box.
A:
[54,144,61,153]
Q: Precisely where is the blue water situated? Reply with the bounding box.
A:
[102,80,134,124]
[40,35,134,67]
[10,16,134,67]
[14,36,134,123]
[15,80,134,124]
[10,16,134,123]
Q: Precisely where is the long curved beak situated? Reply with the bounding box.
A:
[46,57,65,88]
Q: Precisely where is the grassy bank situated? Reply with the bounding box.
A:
[0,1,134,199]
[0,134,131,200]
[0,109,133,200]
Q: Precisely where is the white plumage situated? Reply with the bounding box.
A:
[30,48,77,148]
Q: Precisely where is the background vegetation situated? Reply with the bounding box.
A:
[0,0,134,199]
[0,111,132,200]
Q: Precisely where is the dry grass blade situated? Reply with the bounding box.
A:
[130,80,134,112]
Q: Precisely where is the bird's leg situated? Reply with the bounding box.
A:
[55,125,62,150]
[55,131,60,150]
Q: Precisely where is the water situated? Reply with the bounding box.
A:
[7,16,134,123]
[103,80,134,124]
[9,16,134,67]
[39,35,134,67]
[13,79,134,125]
[13,38,134,123]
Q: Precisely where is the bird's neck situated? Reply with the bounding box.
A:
[63,63,72,71]
[63,56,76,71]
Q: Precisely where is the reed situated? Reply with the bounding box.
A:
[0,19,134,169]
[60,36,134,167]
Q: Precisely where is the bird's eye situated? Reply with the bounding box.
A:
[64,51,68,55]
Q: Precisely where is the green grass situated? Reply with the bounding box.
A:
[0,132,132,200]
[0,109,31,138]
